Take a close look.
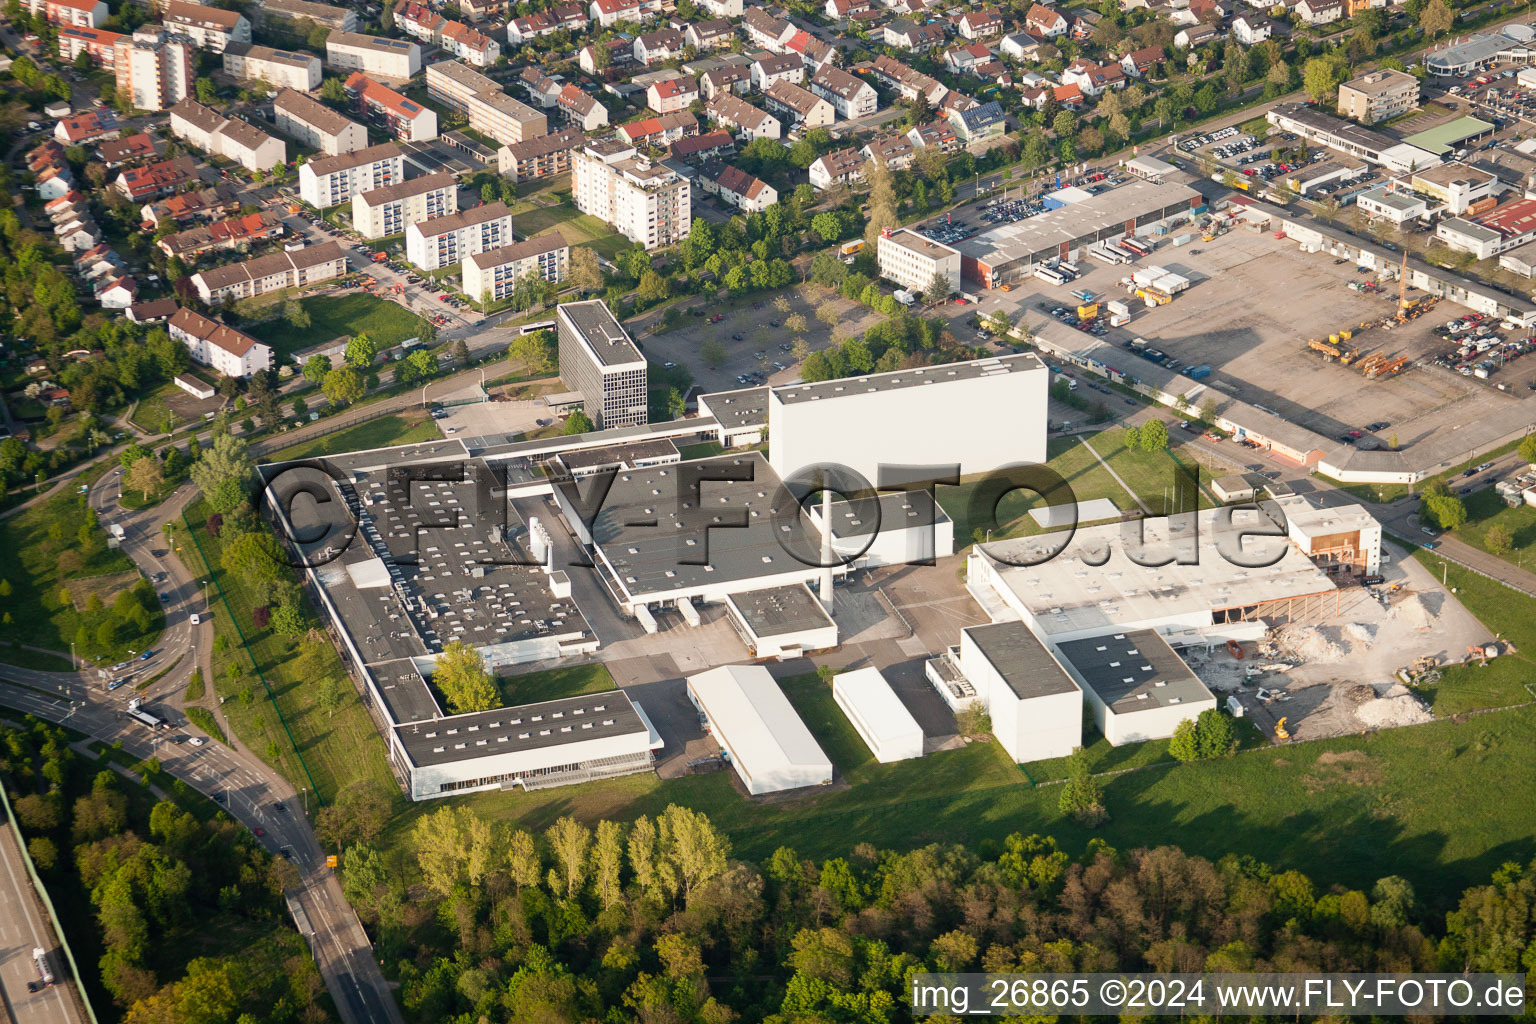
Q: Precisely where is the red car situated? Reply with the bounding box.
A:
[254,827,266,837]
[438,293,450,301]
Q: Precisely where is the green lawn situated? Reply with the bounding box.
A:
[498,663,615,707]
[128,383,183,435]
[179,500,401,807]
[1451,489,1536,568]
[938,435,1134,546]
[0,491,164,668]
[378,673,1536,909]
[261,412,440,463]
[510,199,630,260]
[1411,546,1536,715]
[678,441,726,460]
[1090,427,1216,513]
[247,293,423,358]
[1316,474,1410,504]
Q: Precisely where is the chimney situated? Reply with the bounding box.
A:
[818,485,835,613]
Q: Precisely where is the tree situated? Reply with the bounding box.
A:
[320,76,347,103]
[315,675,345,719]
[344,333,378,368]
[862,159,898,247]
[1302,55,1349,103]
[1518,433,1536,466]
[1059,749,1106,825]
[546,816,591,897]
[636,269,669,304]
[568,247,605,294]
[811,212,843,243]
[432,640,498,714]
[1053,110,1077,139]
[1170,709,1238,761]
[322,366,365,406]
[508,331,553,376]
[1138,419,1170,452]
[125,456,164,503]
[316,779,391,848]
[1485,524,1514,557]
[189,434,255,514]
[302,354,331,383]
[283,299,311,329]
[923,272,952,306]
[1421,485,1467,530]
[194,77,217,104]
[562,409,594,435]
[1420,0,1453,38]
[700,339,727,368]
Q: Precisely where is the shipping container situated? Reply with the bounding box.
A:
[1171,233,1194,246]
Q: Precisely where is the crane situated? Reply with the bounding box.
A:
[1396,248,1418,320]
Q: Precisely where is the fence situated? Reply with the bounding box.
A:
[179,512,325,806]
[0,783,99,1024]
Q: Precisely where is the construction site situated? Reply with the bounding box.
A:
[1024,223,1528,453]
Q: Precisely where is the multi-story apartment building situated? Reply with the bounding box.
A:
[351,170,457,239]
[258,0,357,31]
[461,232,568,302]
[556,300,646,429]
[189,240,349,303]
[572,139,690,250]
[1337,70,1419,124]
[116,26,194,111]
[425,60,546,145]
[762,79,834,129]
[169,99,286,172]
[876,227,959,294]
[161,1,251,52]
[810,65,877,119]
[168,307,273,378]
[344,72,439,140]
[273,88,366,154]
[497,127,584,181]
[26,0,106,29]
[223,43,322,92]
[404,201,513,269]
[58,25,123,69]
[751,52,804,90]
[298,141,403,207]
[326,31,422,80]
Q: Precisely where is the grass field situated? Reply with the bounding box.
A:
[938,436,1135,546]
[128,384,181,435]
[185,706,226,744]
[679,441,726,460]
[1412,547,1536,714]
[262,411,440,463]
[498,663,615,707]
[0,491,164,668]
[1451,489,1536,568]
[1091,428,1216,513]
[180,499,400,807]
[377,671,1536,909]
[247,294,423,358]
[511,199,630,260]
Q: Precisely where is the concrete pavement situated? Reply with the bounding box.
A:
[0,819,82,1024]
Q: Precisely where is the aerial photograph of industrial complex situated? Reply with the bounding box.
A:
[5,0,1536,1015]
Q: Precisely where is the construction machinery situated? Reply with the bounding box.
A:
[1308,337,1360,363]
[1358,352,1388,376]
[1274,716,1290,740]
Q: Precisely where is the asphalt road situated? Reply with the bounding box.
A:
[0,820,80,1024]
[0,468,404,1024]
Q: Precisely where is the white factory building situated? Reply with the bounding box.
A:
[687,665,833,795]
[832,667,923,763]
[809,490,954,568]
[723,584,838,660]
[957,622,1082,762]
[767,352,1049,490]
[1052,629,1218,746]
[876,227,961,297]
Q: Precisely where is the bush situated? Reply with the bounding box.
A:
[1169,709,1239,763]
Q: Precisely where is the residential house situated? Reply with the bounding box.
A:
[297,141,403,207]
[350,170,457,239]
[518,67,564,107]
[634,27,685,64]
[1024,3,1067,36]
[861,131,915,169]
[647,76,699,113]
[697,0,742,15]
[884,19,946,51]
[957,8,1004,38]
[560,83,609,130]
[670,129,735,161]
[783,28,837,70]
[189,241,349,303]
[156,210,285,260]
[141,184,239,227]
[948,99,1005,142]
[55,110,120,145]
[1061,58,1125,96]
[763,80,834,128]
[825,0,873,21]
[113,156,198,201]
[907,118,959,152]
[618,110,699,148]
[999,30,1056,62]
[1231,14,1271,43]
[98,133,156,167]
[168,307,273,378]
[590,0,643,26]
[808,147,864,189]
[946,41,993,74]
[703,164,777,212]
[497,127,585,180]
[1052,82,1085,108]
[700,64,750,98]
[506,9,559,43]
[752,52,805,90]
[810,64,877,118]
[578,39,634,75]
[870,54,949,106]
[1294,0,1342,23]
[708,93,781,139]
[685,18,733,49]
[1119,45,1165,76]
[58,25,123,69]
[1173,23,1222,48]
[742,8,793,50]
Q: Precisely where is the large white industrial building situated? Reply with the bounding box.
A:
[687,665,832,794]
[809,490,954,568]
[958,622,1082,762]
[1053,630,1217,746]
[723,584,838,660]
[767,352,1049,489]
[832,667,924,763]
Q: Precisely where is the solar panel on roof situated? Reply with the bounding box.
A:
[402,100,419,111]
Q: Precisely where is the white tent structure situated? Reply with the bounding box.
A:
[687,665,833,795]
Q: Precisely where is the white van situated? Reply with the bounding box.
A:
[189,613,202,625]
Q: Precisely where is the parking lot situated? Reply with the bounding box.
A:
[1000,226,1527,456]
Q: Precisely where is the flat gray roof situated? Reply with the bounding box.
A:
[560,300,643,368]
[726,582,834,637]
[561,451,827,600]
[772,352,1045,406]
[965,621,1081,700]
[554,437,678,473]
[393,689,644,766]
[822,489,949,540]
[955,179,1201,267]
[1054,629,1213,715]
[698,386,769,430]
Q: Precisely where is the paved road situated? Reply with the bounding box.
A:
[0,821,81,1024]
[0,468,404,1024]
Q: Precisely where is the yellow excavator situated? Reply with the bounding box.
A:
[1274,716,1290,741]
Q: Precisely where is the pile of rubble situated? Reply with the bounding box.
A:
[1391,593,1435,631]
[1354,683,1434,729]
[1274,624,1345,663]
[1343,622,1376,648]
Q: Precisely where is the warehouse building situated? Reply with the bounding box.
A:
[833,667,923,763]
[723,583,838,659]
[687,665,833,795]
[957,621,1082,762]
[1265,104,1439,173]
[696,386,767,448]
[767,352,1049,488]
[1052,630,1217,746]
[953,178,1204,289]
[1279,496,1382,576]
[808,489,953,568]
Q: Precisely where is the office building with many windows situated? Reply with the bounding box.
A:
[556,299,647,429]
